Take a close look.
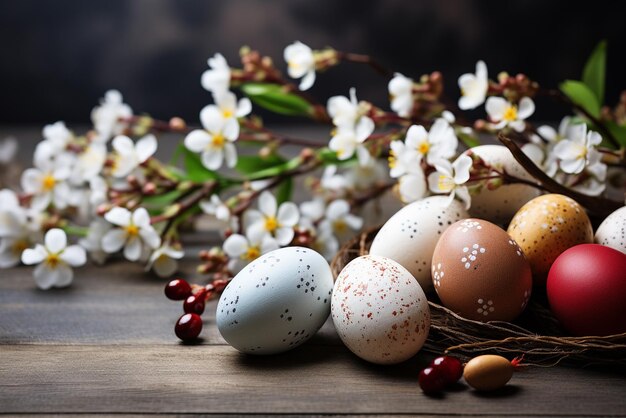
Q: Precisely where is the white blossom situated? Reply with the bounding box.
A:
[42,121,73,152]
[458,60,488,110]
[388,140,422,179]
[299,198,326,229]
[244,191,299,246]
[79,218,111,265]
[398,171,427,203]
[325,199,363,239]
[91,90,133,142]
[146,244,184,278]
[21,228,86,290]
[328,128,372,165]
[0,137,17,164]
[110,134,157,178]
[201,53,231,95]
[311,220,339,261]
[427,155,473,209]
[344,158,388,190]
[21,146,71,210]
[184,105,239,170]
[320,165,350,192]
[553,124,603,174]
[0,190,41,268]
[284,41,316,91]
[72,143,107,182]
[101,207,161,261]
[405,120,458,165]
[223,228,279,273]
[388,73,413,117]
[486,96,535,132]
[213,90,252,122]
[200,194,231,222]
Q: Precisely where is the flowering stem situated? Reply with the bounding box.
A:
[498,133,622,217]
[337,52,393,77]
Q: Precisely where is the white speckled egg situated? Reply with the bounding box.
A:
[369,196,469,292]
[331,255,430,365]
[216,247,334,355]
[464,145,540,224]
[595,206,626,254]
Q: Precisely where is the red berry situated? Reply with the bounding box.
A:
[165,279,192,300]
[431,356,463,385]
[175,313,203,341]
[183,291,206,315]
[419,366,447,394]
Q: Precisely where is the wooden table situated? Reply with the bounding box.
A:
[1,128,626,416]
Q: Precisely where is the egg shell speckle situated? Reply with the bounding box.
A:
[595,206,626,254]
[507,194,593,282]
[464,145,540,224]
[331,255,430,365]
[369,196,469,292]
[432,218,532,322]
[216,247,333,355]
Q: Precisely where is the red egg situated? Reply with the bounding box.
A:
[547,244,626,336]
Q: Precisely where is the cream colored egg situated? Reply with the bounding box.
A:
[369,196,469,292]
[464,145,540,224]
[595,206,626,254]
[331,255,430,365]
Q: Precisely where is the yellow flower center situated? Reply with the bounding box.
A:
[12,239,29,256]
[417,141,430,155]
[503,105,518,122]
[388,150,397,169]
[42,174,56,191]
[576,145,588,159]
[437,174,454,192]
[222,109,233,119]
[45,253,61,269]
[264,216,278,232]
[125,224,139,237]
[243,246,261,261]
[288,60,300,70]
[333,219,348,234]
[211,133,225,148]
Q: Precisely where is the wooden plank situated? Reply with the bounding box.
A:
[1,344,625,416]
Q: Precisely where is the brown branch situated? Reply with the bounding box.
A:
[498,133,622,217]
[337,52,393,77]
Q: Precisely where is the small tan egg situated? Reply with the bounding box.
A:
[463,355,514,391]
[507,194,593,283]
[432,218,532,322]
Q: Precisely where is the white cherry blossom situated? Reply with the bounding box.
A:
[328,127,372,165]
[486,96,535,132]
[405,120,458,165]
[388,140,422,179]
[325,199,363,239]
[244,191,299,246]
[213,90,252,122]
[328,88,374,131]
[110,134,157,178]
[42,121,73,151]
[344,158,388,190]
[398,171,427,203]
[458,60,488,110]
[21,150,71,210]
[0,190,42,268]
[200,194,231,222]
[388,73,413,117]
[320,165,350,193]
[427,155,473,209]
[21,228,86,290]
[79,218,111,265]
[223,227,279,273]
[72,142,107,182]
[201,53,231,95]
[311,220,339,261]
[102,207,161,261]
[553,124,603,174]
[284,41,316,91]
[184,105,239,170]
[146,244,184,278]
[91,90,133,142]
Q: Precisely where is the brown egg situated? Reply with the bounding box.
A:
[463,355,514,391]
[432,218,532,322]
[507,194,593,283]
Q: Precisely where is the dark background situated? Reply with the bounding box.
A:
[1,0,626,125]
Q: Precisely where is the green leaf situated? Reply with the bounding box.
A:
[244,156,303,180]
[560,80,601,118]
[275,178,293,204]
[457,131,480,148]
[605,121,626,148]
[235,154,286,175]
[582,40,607,105]
[241,83,313,116]
[142,190,184,209]
[182,147,219,182]
[317,147,355,165]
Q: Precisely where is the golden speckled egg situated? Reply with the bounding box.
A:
[432,218,532,322]
[507,194,593,283]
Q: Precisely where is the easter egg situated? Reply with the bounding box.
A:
[432,218,532,322]
[369,196,469,292]
[547,244,626,336]
[507,194,593,283]
[331,255,430,365]
[595,206,626,254]
[216,247,334,354]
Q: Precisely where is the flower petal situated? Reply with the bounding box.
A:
[33,263,57,290]
[105,207,131,227]
[236,98,252,117]
[223,234,248,257]
[45,228,67,253]
[139,228,161,250]
[258,191,277,217]
[344,213,363,230]
[452,155,472,184]
[260,235,280,253]
[201,149,224,170]
[112,135,135,156]
[136,135,157,163]
[132,207,151,229]
[277,202,299,227]
[224,143,238,168]
[101,229,127,253]
[326,199,349,220]
[21,168,43,194]
[124,237,142,261]
[53,264,74,288]
[153,256,178,278]
[199,105,224,133]
[274,227,294,246]
[355,116,375,142]
[485,97,507,121]
[21,244,47,265]
[299,70,316,91]
[517,97,535,120]
[455,186,472,210]
[60,245,87,267]
[184,130,212,153]
[222,118,240,141]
